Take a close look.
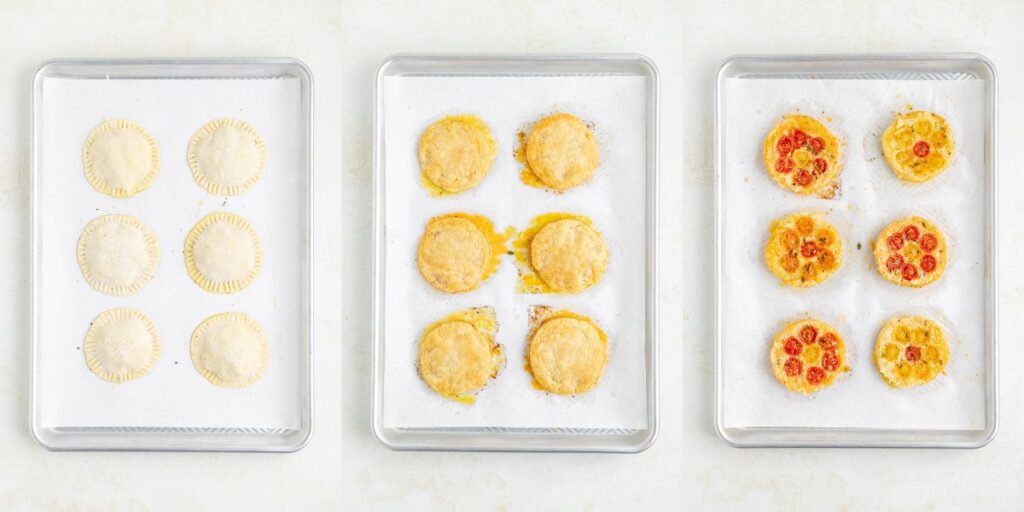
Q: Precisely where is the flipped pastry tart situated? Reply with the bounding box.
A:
[874,315,949,388]
[417,307,503,403]
[190,312,269,387]
[82,119,160,197]
[418,115,497,194]
[873,216,947,288]
[520,113,600,191]
[882,111,954,182]
[77,214,160,296]
[187,118,267,196]
[762,115,842,197]
[84,308,161,383]
[416,213,507,293]
[770,318,849,394]
[513,213,608,294]
[764,212,842,288]
[184,212,263,294]
[526,307,607,395]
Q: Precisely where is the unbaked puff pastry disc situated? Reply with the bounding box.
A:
[184,212,263,294]
[84,308,162,383]
[77,214,160,296]
[82,119,160,197]
[190,312,269,388]
[187,118,267,195]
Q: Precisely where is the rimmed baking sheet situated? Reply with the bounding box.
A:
[373,54,658,452]
[31,59,313,452]
[715,54,997,448]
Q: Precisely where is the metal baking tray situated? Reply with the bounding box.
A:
[31,58,313,451]
[372,54,659,452]
[714,54,998,448]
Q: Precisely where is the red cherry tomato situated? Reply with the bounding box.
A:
[799,325,818,344]
[784,337,802,356]
[776,157,795,174]
[887,233,904,251]
[902,263,919,281]
[905,345,922,362]
[809,137,825,154]
[920,254,937,273]
[920,233,938,252]
[806,366,826,384]
[886,253,905,272]
[913,140,930,158]
[776,136,794,156]
[785,357,803,377]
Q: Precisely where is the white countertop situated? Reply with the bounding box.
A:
[1,1,1022,510]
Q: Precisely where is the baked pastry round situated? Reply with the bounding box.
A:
[417,213,504,293]
[762,115,841,196]
[187,118,267,195]
[418,307,503,403]
[770,319,849,394]
[77,214,160,296]
[882,111,954,182]
[528,313,607,395]
[184,212,263,294]
[873,216,947,288]
[764,212,842,288]
[84,308,161,383]
[874,315,949,388]
[530,218,608,293]
[82,119,160,197]
[525,113,600,191]
[190,312,269,387]
[418,115,497,194]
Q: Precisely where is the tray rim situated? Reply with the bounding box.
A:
[371,53,660,453]
[713,52,999,448]
[29,57,315,452]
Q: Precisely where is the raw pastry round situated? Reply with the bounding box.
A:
[762,115,842,196]
[882,111,955,183]
[82,119,160,197]
[187,118,267,195]
[417,216,491,293]
[418,115,497,193]
[525,113,600,191]
[529,218,608,293]
[184,212,263,294]
[873,216,947,288]
[770,318,849,394]
[764,212,843,288]
[190,312,269,387]
[874,315,949,388]
[84,308,161,383]
[528,316,607,395]
[418,319,502,401]
[77,214,160,296]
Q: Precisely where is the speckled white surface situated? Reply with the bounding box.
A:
[1,1,1023,510]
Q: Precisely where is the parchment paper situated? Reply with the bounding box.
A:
[721,78,987,430]
[381,76,649,429]
[37,76,306,429]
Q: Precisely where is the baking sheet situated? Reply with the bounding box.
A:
[720,78,987,430]
[381,75,648,429]
[36,76,307,430]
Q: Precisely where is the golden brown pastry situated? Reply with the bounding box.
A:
[769,318,849,394]
[762,115,842,197]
